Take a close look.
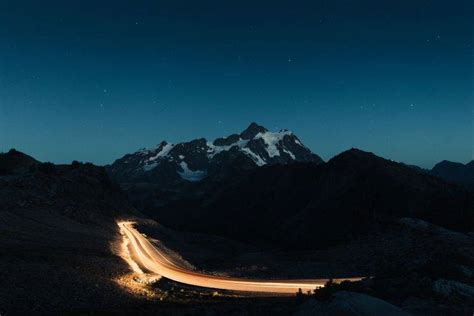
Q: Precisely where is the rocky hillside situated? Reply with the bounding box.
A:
[0,151,139,313]
[107,123,323,185]
[0,159,136,223]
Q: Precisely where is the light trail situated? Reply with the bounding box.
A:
[118,221,365,294]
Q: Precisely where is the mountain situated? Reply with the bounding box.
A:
[148,148,474,249]
[107,122,323,185]
[404,159,474,187]
[431,160,474,187]
[0,148,39,175]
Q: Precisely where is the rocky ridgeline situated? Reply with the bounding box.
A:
[107,122,323,185]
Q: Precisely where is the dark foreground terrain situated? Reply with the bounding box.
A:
[1,149,473,315]
[136,217,474,315]
[0,151,139,313]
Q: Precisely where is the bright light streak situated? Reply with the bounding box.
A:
[117,221,365,295]
[118,221,145,274]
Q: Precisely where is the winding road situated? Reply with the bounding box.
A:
[119,221,364,294]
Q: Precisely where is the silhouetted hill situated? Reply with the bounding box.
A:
[0,148,39,175]
[148,149,474,249]
[0,156,136,221]
[431,160,474,187]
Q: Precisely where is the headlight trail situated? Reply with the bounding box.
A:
[118,221,365,294]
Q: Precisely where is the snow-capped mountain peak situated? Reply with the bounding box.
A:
[107,123,323,184]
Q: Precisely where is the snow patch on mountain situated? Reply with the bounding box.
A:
[206,138,249,158]
[255,130,293,158]
[283,148,296,160]
[143,162,159,171]
[140,143,175,171]
[149,143,174,161]
[178,161,207,182]
[241,147,267,166]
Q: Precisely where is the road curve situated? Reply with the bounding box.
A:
[118,221,364,294]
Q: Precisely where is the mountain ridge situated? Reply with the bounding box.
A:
[430,159,474,186]
[107,122,323,185]
[404,159,474,187]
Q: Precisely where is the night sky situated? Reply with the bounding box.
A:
[0,1,472,168]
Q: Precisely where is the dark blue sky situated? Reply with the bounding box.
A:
[0,1,472,167]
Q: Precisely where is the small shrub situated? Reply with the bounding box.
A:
[296,288,308,303]
[313,279,371,302]
[314,279,338,301]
